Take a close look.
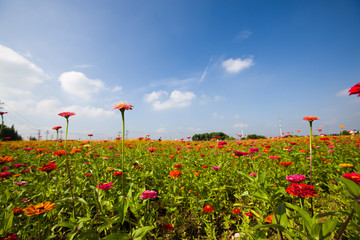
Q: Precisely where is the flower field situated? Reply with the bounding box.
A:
[1,135,360,239]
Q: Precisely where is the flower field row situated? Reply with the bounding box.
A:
[0,134,360,239]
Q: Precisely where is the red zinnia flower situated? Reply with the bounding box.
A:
[279,162,294,167]
[246,212,253,217]
[303,116,319,122]
[232,208,241,214]
[174,164,182,169]
[58,112,75,118]
[349,82,360,97]
[342,172,360,184]
[0,233,18,240]
[53,150,67,156]
[286,183,319,198]
[113,171,123,177]
[52,126,62,130]
[162,224,174,231]
[203,205,213,213]
[39,162,57,173]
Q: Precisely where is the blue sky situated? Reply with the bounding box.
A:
[0,0,359,140]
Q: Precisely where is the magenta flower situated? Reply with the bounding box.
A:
[58,112,75,118]
[0,171,12,179]
[234,151,247,156]
[96,182,114,190]
[0,111,8,115]
[212,166,220,171]
[286,174,306,183]
[140,190,158,199]
[249,148,259,153]
[250,172,257,177]
[13,164,24,168]
[14,181,28,186]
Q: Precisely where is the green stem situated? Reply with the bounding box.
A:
[0,115,4,140]
[64,118,76,218]
[309,122,314,217]
[121,109,125,195]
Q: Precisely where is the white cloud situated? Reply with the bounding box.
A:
[336,88,350,97]
[199,67,208,83]
[222,57,254,74]
[212,112,224,119]
[59,105,116,118]
[236,30,253,39]
[111,85,123,92]
[145,90,196,110]
[143,90,168,103]
[155,128,166,133]
[233,123,249,129]
[59,71,105,99]
[73,64,93,68]
[34,99,60,115]
[0,45,49,94]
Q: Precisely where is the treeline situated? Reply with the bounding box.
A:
[191,132,233,141]
[0,124,22,141]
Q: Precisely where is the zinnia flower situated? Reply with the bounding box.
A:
[12,207,24,216]
[112,103,134,111]
[280,162,294,167]
[58,112,75,118]
[265,215,273,223]
[140,190,158,199]
[39,162,57,173]
[53,150,66,156]
[339,163,353,168]
[246,212,253,217]
[303,116,319,122]
[0,171,12,179]
[0,233,18,240]
[52,126,62,130]
[174,164,182,169]
[203,205,214,213]
[232,208,241,214]
[286,175,306,183]
[113,171,123,177]
[286,183,319,198]
[23,202,56,216]
[250,172,257,177]
[348,82,360,97]
[212,166,220,171]
[170,170,181,178]
[14,181,28,186]
[96,182,114,190]
[234,151,248,156]
[162,224,174,231]
[0,111,8,115]
[342,172,360,184]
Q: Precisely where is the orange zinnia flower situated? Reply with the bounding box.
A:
[170,170,181,178]
[0,156,14,164]
[303,116,319,122]
[24,202,56,216]
[265,214,273,223]
[53,150,66,156]
[70,148,81,154]
[12,207,24,216]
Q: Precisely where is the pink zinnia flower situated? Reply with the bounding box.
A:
[249,148,259,153]
[233,151,247,156]
[286,174,306,183]
[140,190,158,199]
[0,111,8,115]
[58,112,75,118]
[286,183,318,198]
[96,182,114,190]
[112,103,134,111]
[0,171,12,179]
[212,166,220,171]
[14,181,28,186]
[250,172,257,177]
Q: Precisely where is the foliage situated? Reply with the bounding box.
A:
[192,132,230,141]
[0,124,22,141]
[246,134,267,139]
[0,136,359,239]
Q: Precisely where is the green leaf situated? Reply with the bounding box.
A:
[102,233,130,240]
[252,190,269,202]
[251,223,285,231]
[237,171,255,182]
[285,203,313,234]
[131,226,155,240]
[51,221,76,232]
[274,203,289,228]
[312,220,337,240]
[258,171,266,186]
[77,230,99,240]
[0,211,13,235]
[338,177,360,199]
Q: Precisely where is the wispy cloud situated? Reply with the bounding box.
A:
[336,88,350,97]
[236,30,253,40]
[222,57,254,74]
[59,71,105,99]
[199,67,208,83]
[145,90,196,110]
[212,112,224,119]
[73,64,93,69]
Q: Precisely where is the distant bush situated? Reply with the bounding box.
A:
[246,134,266,139]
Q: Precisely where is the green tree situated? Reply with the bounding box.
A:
[0,124,23,141]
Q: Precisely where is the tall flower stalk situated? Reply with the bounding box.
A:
[0,111,8,140]
[58,112,76,217]
[303,116,319,216]
[52,126,62,141]
[113,103,133,194]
